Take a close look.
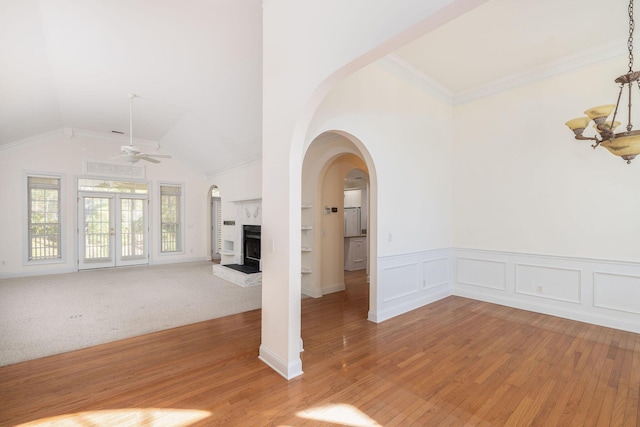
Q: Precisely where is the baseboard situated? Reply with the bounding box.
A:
[372,248,452,323]
[372,287,450,323]
[0,266,77,279]
[301,286,322,298]
[321,282,345,295]
[150,256,209,265]
[454,287,640,334]
[258,345,303,380]
[453,248,640,334]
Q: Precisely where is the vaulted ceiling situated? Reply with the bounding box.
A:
[0,0,627,176]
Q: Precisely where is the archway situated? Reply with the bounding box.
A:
[300,131,378,320]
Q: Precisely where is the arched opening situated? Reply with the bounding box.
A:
[208,185,222,262]
[300,131,378,347]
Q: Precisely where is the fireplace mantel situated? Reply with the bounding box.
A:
[220,199,262,267]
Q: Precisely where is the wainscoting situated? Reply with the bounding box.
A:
[453,248,640,334]
[370,247,640,334]
[371,248,451,322]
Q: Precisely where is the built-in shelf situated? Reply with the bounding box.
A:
[301,268,312,274]
[220,250,235,256]
[301,247,312,252]
[301,225,312,230]
[301,204,312,209]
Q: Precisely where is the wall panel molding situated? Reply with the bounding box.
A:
[515,263,581,304]
[457,257,507,290]
[453,248,640,334]
[593,272,640,315]
[373,248,451,323]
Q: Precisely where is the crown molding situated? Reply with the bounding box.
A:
[205,155,263,179]
[0,129,64,153]
[0,127,161,153]
[385,40,629,105]
[381,54,454,104]
[454,40,628,104]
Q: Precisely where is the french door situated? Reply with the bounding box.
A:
[78,194,148,269]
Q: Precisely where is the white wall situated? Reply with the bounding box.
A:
[308,62,454,255]
[451,54,640,333]
[320,154,366,295]
[307,61,454,322]
[453,55,640,262]
[206,158,262,203]
[0,131,208,278]
[261,0,488,379]
[206,158,262,265]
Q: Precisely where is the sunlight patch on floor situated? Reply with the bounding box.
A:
[296,403,382,427]
[16,408,211,427]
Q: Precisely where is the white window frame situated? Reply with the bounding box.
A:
[159,182,184,254]
[23,172,66,265]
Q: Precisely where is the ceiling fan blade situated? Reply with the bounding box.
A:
[108,154,125,160]
[139,156,161,164]
[141,153,172,158]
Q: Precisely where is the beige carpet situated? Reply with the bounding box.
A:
[0,261,262,366]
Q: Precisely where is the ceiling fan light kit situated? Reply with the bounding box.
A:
[565,0,640,164]
[110,93,172,164]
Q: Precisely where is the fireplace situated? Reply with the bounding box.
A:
[243,225,261,270]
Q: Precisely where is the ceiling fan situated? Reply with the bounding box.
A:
[111,94,172,164]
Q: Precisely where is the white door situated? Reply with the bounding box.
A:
[117,196,148,266]
[79,194,148,269]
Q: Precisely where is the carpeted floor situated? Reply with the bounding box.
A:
[0,261,262,366]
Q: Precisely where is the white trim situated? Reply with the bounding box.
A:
[23,171,66,266]
[372,288,450,323]
[258,345,303,380]
[385,40,629,105]
[0,130,64,153]
[204,155,263,179]
[454,40,628,104]
[321,282,346,295]
[382,54,454,104]
[453,248,640,334]
[158,181,185,255]
[301,286,323,298]
[374,248,452,322]
[83,159,146,179]
[593,271,640,315]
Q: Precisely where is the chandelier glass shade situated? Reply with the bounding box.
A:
[565,0,640,164]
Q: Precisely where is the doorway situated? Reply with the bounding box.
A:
[78,194,148,269]
[300,132,375,314]
[77,178,149,270]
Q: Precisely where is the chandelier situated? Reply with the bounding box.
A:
[565,0,640,164]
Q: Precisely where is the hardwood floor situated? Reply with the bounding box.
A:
[1,270,639,426]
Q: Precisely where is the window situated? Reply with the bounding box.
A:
[78,178,148,194]
[160,184,182,253]
[27,175,62,262]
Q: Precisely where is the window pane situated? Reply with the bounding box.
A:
[78,179,148,194]
[160,185,182,253]
[28,176,61,261]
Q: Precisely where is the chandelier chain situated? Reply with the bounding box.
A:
[629,0,635,72]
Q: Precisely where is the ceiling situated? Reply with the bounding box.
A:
[0,0,629,175]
